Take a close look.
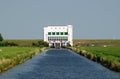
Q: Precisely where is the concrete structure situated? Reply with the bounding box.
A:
[44,25,73,48]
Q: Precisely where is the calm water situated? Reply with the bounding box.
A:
[0,49,120,79]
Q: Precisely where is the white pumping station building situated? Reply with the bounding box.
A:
[44,25,73,48]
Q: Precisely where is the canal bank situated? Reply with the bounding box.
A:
[0,49,120,79]
[0,47,47,73]
[68,46,120,72]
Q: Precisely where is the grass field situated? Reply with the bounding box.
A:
[0,47,44,72]
[0,47,39,58]
[5,39,41,46]
[78,46,120,57]
[5,39,40,44]
[70,46,120,72]
[73,39,120,46]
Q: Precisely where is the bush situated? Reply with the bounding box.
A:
[0,33,3,41]
[32,42,39,47]
[0,41,18,47]
[32,41,49,47]
[38,41,49,47]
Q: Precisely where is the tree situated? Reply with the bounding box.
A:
[0,33,3,41]
[38,40,49,47]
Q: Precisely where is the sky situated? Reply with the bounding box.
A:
[0,0,120,39]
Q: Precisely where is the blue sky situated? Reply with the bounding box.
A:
[0,0,120,39]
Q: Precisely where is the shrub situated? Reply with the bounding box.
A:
[32,41,49,47]
[0,33,3,41]
[38,41,49,47]
[0,41,18,47]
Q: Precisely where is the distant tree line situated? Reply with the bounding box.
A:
[0,33,18,46]
[0,41,18,46]
[0,33,49,47]
[0,41,49,47]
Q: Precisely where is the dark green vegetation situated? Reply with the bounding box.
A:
[0,33,3,41]
[32,40,49,47]
[0,47,47,72]
[69,46,120,72]
[0,40,49,47]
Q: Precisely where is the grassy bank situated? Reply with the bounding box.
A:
[69,46,120,72]
[0,47,46,72]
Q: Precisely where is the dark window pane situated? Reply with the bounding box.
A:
[48,32,51,35]
[56,32,59,35]
[52,32,55,35]
[61,32,63,35]
[65,32,68,35]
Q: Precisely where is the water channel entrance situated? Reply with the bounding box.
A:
[51,42,67,48]
[55,43,60,48]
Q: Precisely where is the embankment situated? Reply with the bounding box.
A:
[68,47,120,72]
[0,47,47,73]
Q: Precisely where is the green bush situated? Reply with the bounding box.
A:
[0,33,3,41]
[32,41,49,47]
[0,41,18,47]
[38,41,49,47]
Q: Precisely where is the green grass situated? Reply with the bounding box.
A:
[73,39,120,46]
[78,46,120,57]
[0,47,38,58]
[0,47,44,72]
[70,46,120,72]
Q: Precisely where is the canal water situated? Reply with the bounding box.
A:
[0,49,120,79]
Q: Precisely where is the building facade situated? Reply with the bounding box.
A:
[44,25,73,47]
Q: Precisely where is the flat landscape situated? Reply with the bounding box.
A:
[73,39,120,46]
[0,39,120,72]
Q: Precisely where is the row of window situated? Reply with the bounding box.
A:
[48,32,68,35]
[48,36,68,41]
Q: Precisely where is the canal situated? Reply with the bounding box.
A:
[0,49,120,79]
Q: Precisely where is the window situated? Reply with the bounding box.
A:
[60,32,63,35]
[56,32,59,35]
[52,32,55,35]
[65,32,68,35]
[50,32,68,35]
[48,32,51,35]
